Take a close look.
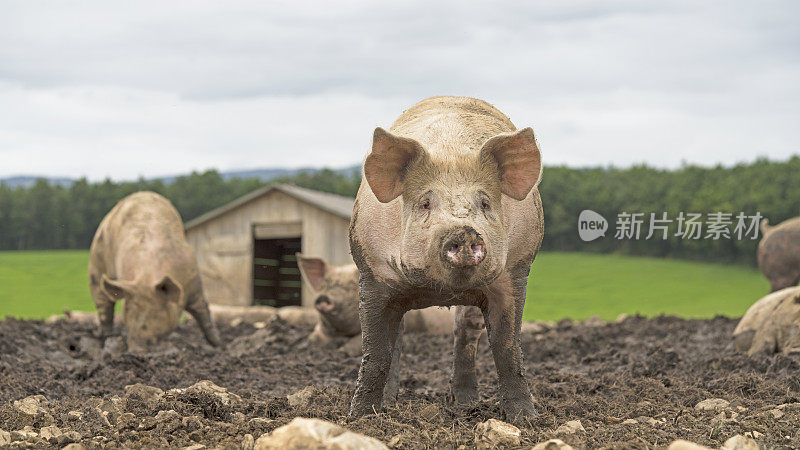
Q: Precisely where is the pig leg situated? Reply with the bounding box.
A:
[185,293,222,347]
[349,281,404,417]
[482,271,536,421]
[451,305,484,404]
[90,275,115,338]
[383,316,404,404]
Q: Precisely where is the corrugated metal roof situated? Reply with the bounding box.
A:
[184,184,354,231]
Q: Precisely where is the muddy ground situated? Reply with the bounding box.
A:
[0,314,798,449]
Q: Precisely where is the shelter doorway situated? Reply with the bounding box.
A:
[252,237,302,307]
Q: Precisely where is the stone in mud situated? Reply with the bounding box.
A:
[287,385,319,409]
[125,383,165,403]
[694,398,730,411]
[254,417,387,450]
[532,439,574,450]
[555,419,585,434]
[11,395,53,426]
[0,430,10,446]
[180,380,241,406]
[721,435,758,450]
[667,441,712,450]
[474,418,521,448]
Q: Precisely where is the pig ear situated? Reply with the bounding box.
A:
[479,127,542,201]
[101,275,131,301]
[296,253,328,292]
[364,127,427,203]
[155,275,183,303]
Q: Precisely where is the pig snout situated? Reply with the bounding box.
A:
[315,295,335,313]
[442,227,486,268]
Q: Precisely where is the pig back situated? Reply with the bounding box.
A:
[90,191,197,285]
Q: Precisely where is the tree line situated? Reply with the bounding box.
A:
[1,157,798,266]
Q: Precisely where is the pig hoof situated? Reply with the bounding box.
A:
[450,386,479,405]
[502,397,537,421]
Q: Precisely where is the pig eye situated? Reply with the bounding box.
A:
[481,199,491,211]
[420,199,431,210]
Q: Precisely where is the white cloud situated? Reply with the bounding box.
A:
[0,0,798,179]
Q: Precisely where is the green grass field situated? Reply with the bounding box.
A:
[0,250,769,321]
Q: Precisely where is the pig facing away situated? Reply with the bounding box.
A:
[348,96,544,420]
[758,217,800,292]
[89,191,221,351]
[296,254,455,356]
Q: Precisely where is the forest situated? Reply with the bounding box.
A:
[1,156,799,266]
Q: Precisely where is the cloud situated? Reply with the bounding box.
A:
[0,0,798,179]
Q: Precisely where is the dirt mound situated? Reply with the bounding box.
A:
[0,315,798,448]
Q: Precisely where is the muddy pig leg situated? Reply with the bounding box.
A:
[451,305,484,404]
[348,278,403,418]
[383,316,405,404]
[185,291,222,347]
[90,274,115,338]
[482,271,536,421]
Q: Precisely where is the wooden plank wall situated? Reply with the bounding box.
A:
[185,190,353,307]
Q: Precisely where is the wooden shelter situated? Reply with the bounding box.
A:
[184,184,354,307]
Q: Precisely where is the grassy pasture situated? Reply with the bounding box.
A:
[0,250,769,321]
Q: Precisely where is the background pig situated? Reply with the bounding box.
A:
[758,217,800,292]
[348,96,544,420]
[734,286,800,355]
[296,254,456,356]
[89,191,221,351]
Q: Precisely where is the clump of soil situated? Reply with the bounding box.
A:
[0,314,798,448]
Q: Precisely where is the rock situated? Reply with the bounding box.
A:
[11,426,38,441]
[253,321,267,329]
[182,445,206,450]
[83,406,112,428]
[12,395,52,424]
[116,412,137,429]
[62,444,86,450]
[474,419,520,448]
[622,418,638,425]
[287,385,319,409]
[242,433,255,450]
[39,425,62,443]
[694,398,730,411]
[721,435,758,450]
[555,419,585,434]
[140,410,181,431]
[172,380,241,406]
[768,408,784,419]
[124,383,165,402]
[744,431,763,439]
[668,441,713,450]
[254,417,387,450]
[532,438,574,450]
[0,430,10,446]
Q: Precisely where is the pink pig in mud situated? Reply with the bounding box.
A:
[89,191,221,351]
[348,96,544,420]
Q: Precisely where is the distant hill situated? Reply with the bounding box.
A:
[0,165,360,188]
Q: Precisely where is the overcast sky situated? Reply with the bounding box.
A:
[1,1,798,180]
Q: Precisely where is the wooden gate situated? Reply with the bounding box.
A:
[252,237,302,307]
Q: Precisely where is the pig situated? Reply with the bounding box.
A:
[347,96,544,420]
[733,286,800,355]
[89,191,221,351]
[296,254,455,356]
[758,217,800,292]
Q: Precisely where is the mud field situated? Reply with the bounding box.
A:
[1,315,798,449]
